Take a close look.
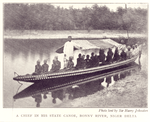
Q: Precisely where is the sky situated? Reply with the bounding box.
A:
[51,3,148,11]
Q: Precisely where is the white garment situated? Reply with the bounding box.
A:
[139,45,142,52]
[132,49,136,56]
[64,57,68,68]
[63,41,80,59]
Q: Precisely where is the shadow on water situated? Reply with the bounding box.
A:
[13,62,141,107]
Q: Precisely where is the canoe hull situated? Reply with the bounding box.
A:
[13,54,139,83]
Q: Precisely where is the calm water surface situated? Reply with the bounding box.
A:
[4,39,70,108]
[3,38,142,108]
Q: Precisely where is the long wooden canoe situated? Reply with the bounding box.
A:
[13,54,139,83]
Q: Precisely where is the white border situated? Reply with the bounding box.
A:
[0,0,149,122]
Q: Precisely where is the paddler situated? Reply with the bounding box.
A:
[85,55,90,68]
[76,53,82,69]
[50,56,61,72]
[120,49,127,60]
[113,47,120,62]
[33,60,42,75]
[90,52,95,67]
[42,59,49,73]
[98,49,106,65]
[67,56,74,70]
[106,48,113,64]
[126,46,132,59]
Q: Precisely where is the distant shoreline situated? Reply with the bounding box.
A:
[4,30,147,39]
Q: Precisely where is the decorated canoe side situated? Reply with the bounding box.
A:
[13,63,140,100]
[13,54,139,83]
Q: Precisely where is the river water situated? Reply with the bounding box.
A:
[3,38,145,108]
[4,39,69,108]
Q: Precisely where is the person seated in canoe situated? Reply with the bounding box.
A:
[67,56,74,70]
[50,56,61,73]
[81,55,86,69]
[120,49,127,60]
[113,47,120,62]
[134,44,139,55]
[85,55,91,68]
[93,54,99,67]
[75,53,82,69]
[90,52,95,67]
[63,54,68,69]
[106,48,113,64]
[41,59,49,73]
[32,60,42,75]
[126,46,132,59]
[98,49,106,65]
[132,45,137,56]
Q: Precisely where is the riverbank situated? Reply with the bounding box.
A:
[4,30,147,39]
[55,45,148,108]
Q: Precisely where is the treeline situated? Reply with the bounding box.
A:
[4,3,147,31]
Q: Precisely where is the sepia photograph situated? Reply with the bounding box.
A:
[1,1,149,122]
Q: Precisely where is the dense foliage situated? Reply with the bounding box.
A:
[4,3,147,31]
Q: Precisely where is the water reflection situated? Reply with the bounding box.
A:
[13,62,140,107]
[4,38,70,107]
[106,76,111,87]
[32,94,42,107]
[51,89,64,104]
[113,74,119,81]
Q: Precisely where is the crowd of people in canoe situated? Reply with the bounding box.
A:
[32,43,141,75]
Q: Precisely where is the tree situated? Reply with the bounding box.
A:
[4,3,147,32]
